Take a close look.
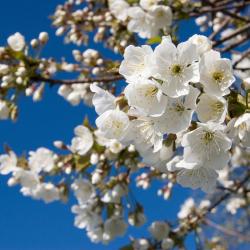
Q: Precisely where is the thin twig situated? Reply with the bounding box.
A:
[233,48,250,67]
[209,18,230,40]
[218,34,250,53]
[204,218,250,242]
[213,23,250,47]
[31,74,124,85]
[206,173,250,213]
[190,1,250,16]
[234,67,250,71]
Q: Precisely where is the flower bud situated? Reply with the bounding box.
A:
[7,32,25,51]
[39,32,49,44]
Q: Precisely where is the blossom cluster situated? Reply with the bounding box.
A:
[0,32,110,119]
[109,0,173,39]
[0,123,142,243]
[92,34,249,193]
[51,0,195,53]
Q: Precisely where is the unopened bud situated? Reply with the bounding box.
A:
[39,32,49,44]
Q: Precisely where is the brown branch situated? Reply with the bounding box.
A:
[222,9,250,23]
[218,34,250,53]
[190,1,250,17]
[31,74,124,85]
[204,218,250,242]
[203,0,250,23]
[234,67,250,71]
[206,172,250,213]
[213,23,250,47]
[233,48,250,68]
[209,18,230,40]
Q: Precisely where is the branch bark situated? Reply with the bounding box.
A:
[204,218,250,242]
[31,74,124,85]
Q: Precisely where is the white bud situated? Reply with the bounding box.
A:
[7,32,25,51]
[90,153,99,165]
[33,83,45,102]
[161,238,174,250]
[65,166,72,174]
[25,87,34,96]
[96,58,103,65]
[16,76,23,85]
[57,162,64,168]
[53,140,65,149]
[128,144,135,152]
[0,64,9,75]
[91,171,102,184]
[56,27,65,36]
[30,39,39,48]
[92,67,100,75]
[8,177,18,187]
[39,32,49,44]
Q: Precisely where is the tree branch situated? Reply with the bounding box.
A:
[213,23,250,47]
[204,218,250,242]
[206,172,250,213]
[190,1,250,17]
[233,48,250,68]
[31,74,124,85]
[218,34,250,53]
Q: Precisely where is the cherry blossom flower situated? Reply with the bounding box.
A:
[70,125,94,155]
[153,37,199,97]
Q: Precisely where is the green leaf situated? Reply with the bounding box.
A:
[147,36,162,45]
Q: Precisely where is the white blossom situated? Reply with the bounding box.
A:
[109,0,129,21]
[127,7,157,39]
[196,93,227,123]
[0,100,10,120]
[7,32,25,51]
[133,239,150,250]
[140,0,160,11]
[70,125,94,155]
[233,113,250,147]
[178,198,195,219]
[71,178,95,204]
[200,50,235,97]
[119,44,154,82]
[161,238,174,250]
[226,197,246,214]
[96,109,130,141]
[103,216,127,242]
[188,34,212,56]
[90,84,116,115]
[102,183,128,203]
[28,147,55,173]
[124,79,167,117]
[0,64,9,75]
[0,151,18,175]
[148,221,170,241]
[175,161,218,193]
[32,182,60,203]
[155,85,200,134]
[181,122,232,170]
[153,37,199,97]
[72,204,102,231]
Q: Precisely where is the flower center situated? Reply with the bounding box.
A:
[212,101,224,114]
[212,71,224,83]
[202,131,214,144]
[112,120,124,130]
[171,64,183,76]
[145,86,158,97]
[175,103,185,112]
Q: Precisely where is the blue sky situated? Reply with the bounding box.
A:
[0,1,198,249]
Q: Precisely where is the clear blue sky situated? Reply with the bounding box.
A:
[0,1,198,249]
